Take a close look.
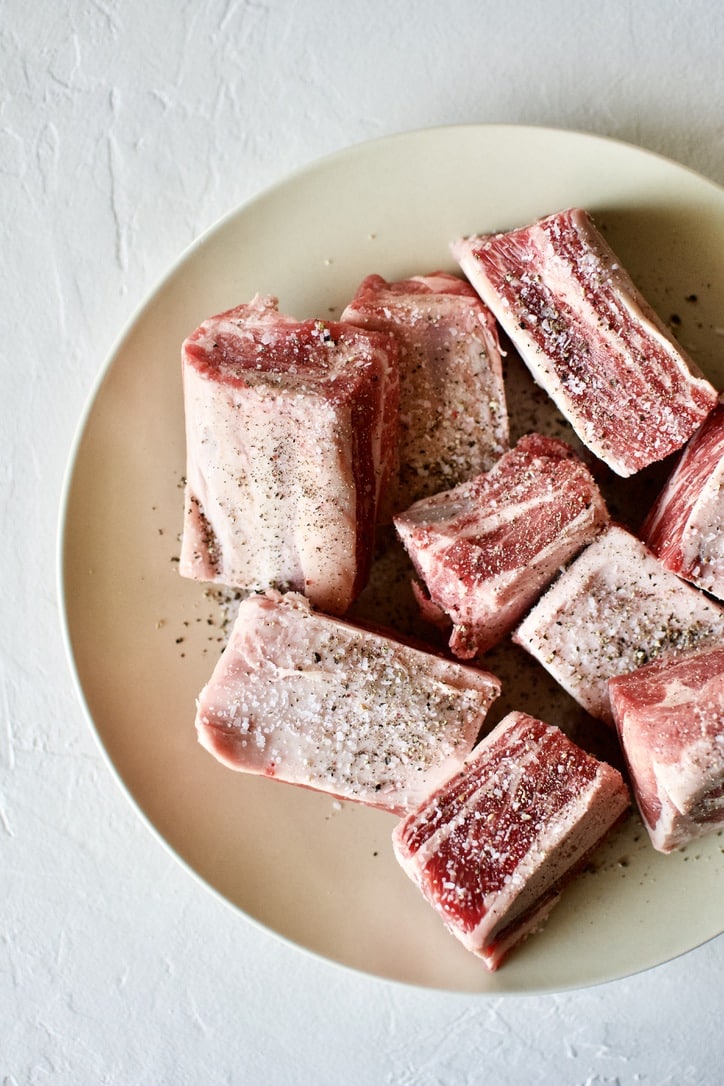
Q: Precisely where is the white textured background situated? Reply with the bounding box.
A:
[3,1,724,1082]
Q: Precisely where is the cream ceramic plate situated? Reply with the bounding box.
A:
[60,126,724,993]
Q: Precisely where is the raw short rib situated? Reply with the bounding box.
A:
[514,523,724,724]
[609,645,724,852]
[342,272,508,509]
[452,208,717,477]
[179,295,399,615]
[642,401,724,601]
[392,710,629,970]
[394,433,609,658]
[195,591,501,815]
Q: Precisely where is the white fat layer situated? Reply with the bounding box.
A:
[655,732,724,817]
[643,751,724,852]
[680,467,724,596]
[342,275,508,508]
[515,524,724,723]
[195,592,500,813]
[180,367,357,614]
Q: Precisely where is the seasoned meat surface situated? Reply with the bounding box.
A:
[180,295,399,614]
[643,401,724,601]
[453,208,717,477]
[342,271,507,510]
[394,433,609,658]
[392,710,629,970]
[195,591,501,815]
[609,645,724,851]
[515,523,724,724]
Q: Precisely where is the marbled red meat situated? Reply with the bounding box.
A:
[394,433,609,657]
[609,645,724,852]
[179,295,399,615]
[342,271,508,510]
[453,208,717,477]
[514,523,724,724]
[642,400,724,601]
[195,591,501,815]
[392,710,629,970]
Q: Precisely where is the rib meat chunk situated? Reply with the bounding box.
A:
[394,433,609,658]
[195,591,501,815]
[392,710,629,970]
[642,401,724,601]
[180,295,399,615]
[342,272,507,509]
[609,645,724,852]
[453,208,717,477]
[514,523,724,724]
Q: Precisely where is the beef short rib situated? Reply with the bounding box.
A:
[180,295,399,615]
[609,645,724,852]
[392,710,629,970]
[642,400,724,601]
[394,433,609,658]
[195,591,501,815]
[514,523,724,724]
[342,271,508,510]
[453,208,717,477]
